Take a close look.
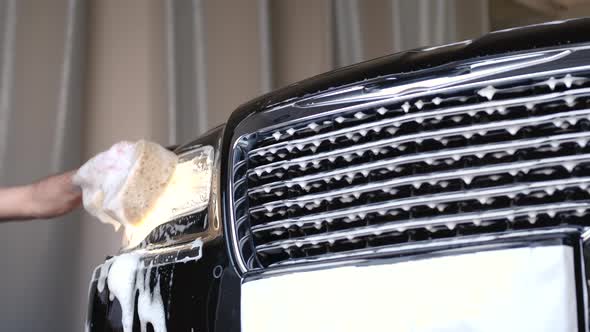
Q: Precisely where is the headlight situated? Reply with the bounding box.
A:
[123,145,215,248]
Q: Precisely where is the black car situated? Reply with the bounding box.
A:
[87,18,590,331]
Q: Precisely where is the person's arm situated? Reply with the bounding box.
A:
[0,170,82,221]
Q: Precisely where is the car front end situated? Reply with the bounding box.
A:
[87,18,590,332]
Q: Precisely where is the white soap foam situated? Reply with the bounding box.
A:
[136,264,167,332]
[93,238,206,331]
[96,259,113,293]
[106,253,142,332]
[99,252,168,332]
[477,85,497,100]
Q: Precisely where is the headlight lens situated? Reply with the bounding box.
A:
[123,145,214,248]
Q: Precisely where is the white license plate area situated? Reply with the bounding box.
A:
[242,245,577,332]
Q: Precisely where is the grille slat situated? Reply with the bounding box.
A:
[266,227,582,267]
[250,153,590,216]
[248,131,590,196]
[248,107,590,178]
[249,84,590,161]
[232,70,590,270]
[256,201,590,253]
[251,176,590,232]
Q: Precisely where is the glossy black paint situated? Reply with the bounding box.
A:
[88,19,590,331]
[87,238,241,332]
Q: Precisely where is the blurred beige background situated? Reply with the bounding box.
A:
[0,0,588,330]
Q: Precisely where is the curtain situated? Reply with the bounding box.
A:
[167,0,490,144]
[0,0,84,331]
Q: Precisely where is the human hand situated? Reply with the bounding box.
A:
[28,170,82,219]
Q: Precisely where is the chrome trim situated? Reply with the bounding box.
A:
[252,177,590,233]
[249,83,590,159]
[259,63,590,135]
[293,49,572,108]
[249,131,590,193]
[228,139,249,273]
[257,202,590,252]
[250,108,590,173]
[252,153,590,213]
[269,226,583,268]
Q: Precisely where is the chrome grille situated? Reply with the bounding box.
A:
[232,69,590,270]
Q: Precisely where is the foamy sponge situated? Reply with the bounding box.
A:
[73,140,178,230]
